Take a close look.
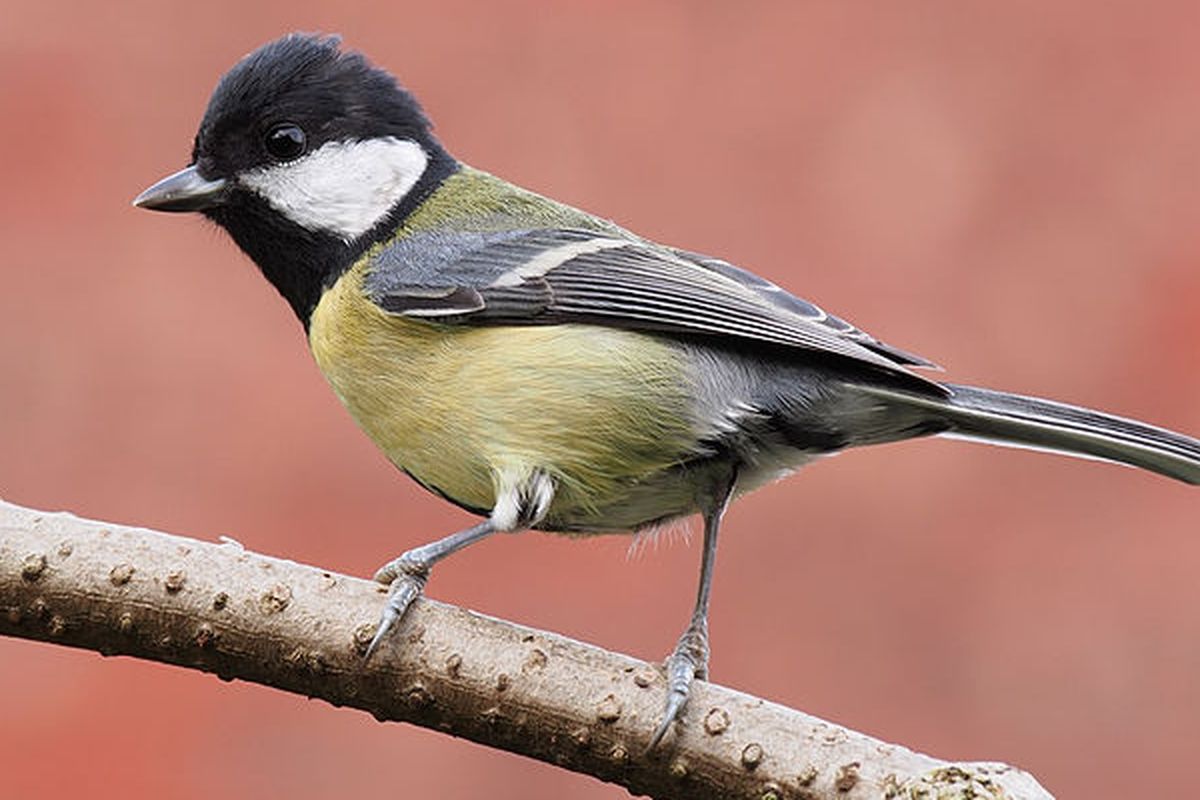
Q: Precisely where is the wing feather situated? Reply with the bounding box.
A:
[366,228,938,384]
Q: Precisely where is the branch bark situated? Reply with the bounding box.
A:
[0,499,1052,800]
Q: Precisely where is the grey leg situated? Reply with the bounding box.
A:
[649,470,736,749]
[365,519,497,658]
[364,471,555,659]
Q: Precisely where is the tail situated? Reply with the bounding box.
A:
[856,382,1200,485]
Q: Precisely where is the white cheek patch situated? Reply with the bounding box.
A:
[239,137,428,241]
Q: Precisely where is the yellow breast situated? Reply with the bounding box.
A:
[307,263,699,527]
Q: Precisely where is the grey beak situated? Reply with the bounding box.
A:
[133,165,228,212]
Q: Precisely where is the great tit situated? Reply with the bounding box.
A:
[135,33,1200,747]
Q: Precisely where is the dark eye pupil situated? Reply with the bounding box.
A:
[265,124,306,161]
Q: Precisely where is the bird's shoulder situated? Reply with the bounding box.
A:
[357,165,939,383]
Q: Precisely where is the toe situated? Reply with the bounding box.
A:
[362,574,426,660]
[372,563,398,584]
[648,686,688,750]
[647,650,700,749]
[364,604,400,660]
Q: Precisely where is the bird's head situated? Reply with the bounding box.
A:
[134,33,455,321]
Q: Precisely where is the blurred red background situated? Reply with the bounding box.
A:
[2,2,1198,797]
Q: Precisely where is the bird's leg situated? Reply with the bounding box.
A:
[365,470,555,659]
[365,519,497,658]
[649,469,736,749]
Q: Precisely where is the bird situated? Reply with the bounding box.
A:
[134,32,1199,748]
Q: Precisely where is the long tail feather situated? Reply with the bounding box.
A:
[858,382,1200,485]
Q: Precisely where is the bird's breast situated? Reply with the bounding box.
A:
[307,262,705,528]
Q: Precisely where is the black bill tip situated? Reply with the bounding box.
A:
[134,165,228,212]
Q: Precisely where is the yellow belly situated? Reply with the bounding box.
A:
[307,263,699,527]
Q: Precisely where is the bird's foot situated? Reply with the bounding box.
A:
[648,619,709,749]
[364,556,429,659]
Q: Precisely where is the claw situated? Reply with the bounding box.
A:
[362,570,426,660]
[364,603,400,660]
[647,628,707,750]
[648,677,690,749]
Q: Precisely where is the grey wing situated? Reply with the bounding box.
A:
[365,227,940,385]
[670,248,938,369]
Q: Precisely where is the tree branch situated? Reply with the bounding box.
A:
[0,499,1052,799]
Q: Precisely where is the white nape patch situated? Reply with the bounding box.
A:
[239,137,428,241]
[491,237,629,287]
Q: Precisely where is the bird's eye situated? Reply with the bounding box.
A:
[264,123,307,161]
